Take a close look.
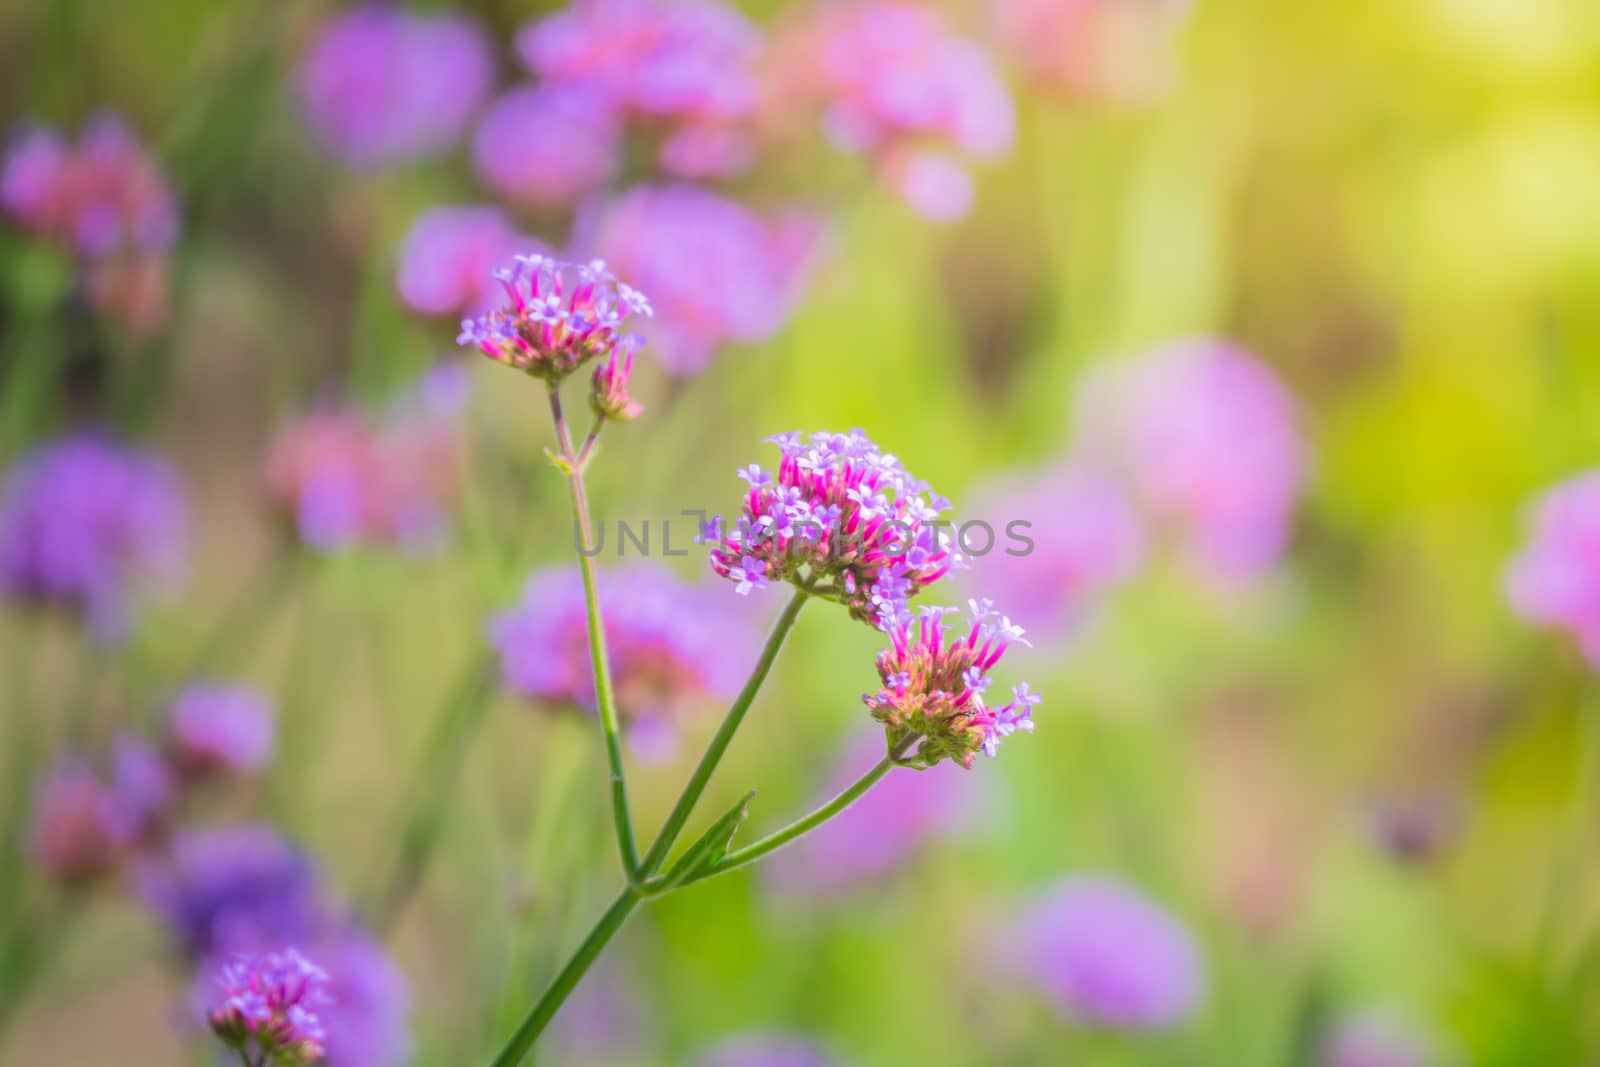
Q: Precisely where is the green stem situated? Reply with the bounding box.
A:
[638,587,810,878]
[575,417,605,470]
[546,386,638,880]
[688,735,912,884]
[487,886,641,1067]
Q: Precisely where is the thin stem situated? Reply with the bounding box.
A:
[546,386,638,880]
[575,416,605,470]
[691,735,914,883]
[638,587,810,878]
[487,886,641,1067]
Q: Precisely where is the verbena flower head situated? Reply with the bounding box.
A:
[1506,472,1600,666]
[587,186,820,374]
[1075,340,1305,579]
[491,563,751,757]
[295,6,491,168]
[706,430,957,627]
[456,254,652,384]
[395,206,538,317]
[863,600,1038,768]
[1021,876,1204,1030]
[1319,1013,1434,1067]
[28,755,138,884]
[264,371,466,555]
[961,465,1145,641]
[0,432,186,641]
[170,683,276,779]
[693,1032,843,1067]
[472,84,621,207]
[206,948,332,1066]
[769,732,969,897]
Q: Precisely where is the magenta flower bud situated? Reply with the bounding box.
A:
[863,600,1038,768]
[171,683,276,779]
[395,206,540,318]
[471,84,620,208]
[1020,876,1204,1030]
[206,948,332,1066]
[707,430,959,628]
[28,755,137,885]
[456,254,652,384]
[1507,472,1600,666]
[590,335,645,421]
[295,6,491,168]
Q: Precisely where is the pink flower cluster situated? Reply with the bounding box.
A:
[264,368,467,555]
[863,600,1038,768]
[28,747,161,885]
[779,3,1015,221]
[395,206,542,318]
[170,683,276,780]
[456,253,652,384]
[472,85,621,207]
[206,948,332,1066]
[490,563,752,757]
[587,185,821,374]
[296,6,492,168]
[706,430,960,628]
[1506,472,1600,666]
[0,113,178,336]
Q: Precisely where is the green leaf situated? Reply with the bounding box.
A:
[659,790,756,890]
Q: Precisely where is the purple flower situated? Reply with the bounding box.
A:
[768,732,970,897]
[1506,472,1600,665]
[960,465,1144,641]
[1075,340,1305,579]
[396,206,540,317]
[863,601,1038,768]
[296,6,491,168]
[316,930,412,1067]
[170,683,276,778]
[471,84,621,207]
[585,185,821,374]
[692,1032,844,1067]
[708,430,958,627]
[1319,1013,1434,1067]
[205,948,332,1066]
[0,432,186,641]
[28,755,137,884]
[490,563,755,756]
[1020,876,1204,1030]
[590,334,646,421]
[456,253,651,382]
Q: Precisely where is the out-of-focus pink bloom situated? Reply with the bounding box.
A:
[490,562,753,757]
[660,122,756,179]
[587,185,819,374]
[317,930,412,1067]
[171,683,276,778]
[264,371,466,555]
[0,432,186,641]
[471,85,621,207]
[989,0,1193,102]
[768,732,970,897]
[693,1032,845,1067]
[776,3,1014,220]
[961,465,1144,641]
[113,735,175,838]
[395,206,539,317]
[1507,472,1600,666]
[1020,876,1204,1030]
[1074,340,1305,580]
[205,948,332,1066]
[1320,1013,1434,1067]
[864,601,1038,768]
[0,114,178,335]
[706,430,959,627]
[296,6,491,168]
[28,755,138,884]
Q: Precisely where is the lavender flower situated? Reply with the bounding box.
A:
[768,733,968,897]
[28,755,137,885]
[585,185,821,374]
[455,254,651,383]
[315,930,412,1067]
[395,206,539,317]
[960,466,1144,641]
[170,683,276,779]
[0,432,186,641]
[693,1032,844,1067]
[1319,1013,1435,1067]
[1074,340,1305,579]
[1506,472,1600,665]
[1020,876,1204,1030]
[205,948,332,1066]
[863,601,1037,768]
[490,563,752,757]
[471,85,620,207]
[295,6,491,168]
[706,430,958,628]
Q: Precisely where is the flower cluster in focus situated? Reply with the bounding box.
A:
[206,948,332,1066]
[706,429,959,628]
[863,601,1038,768]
